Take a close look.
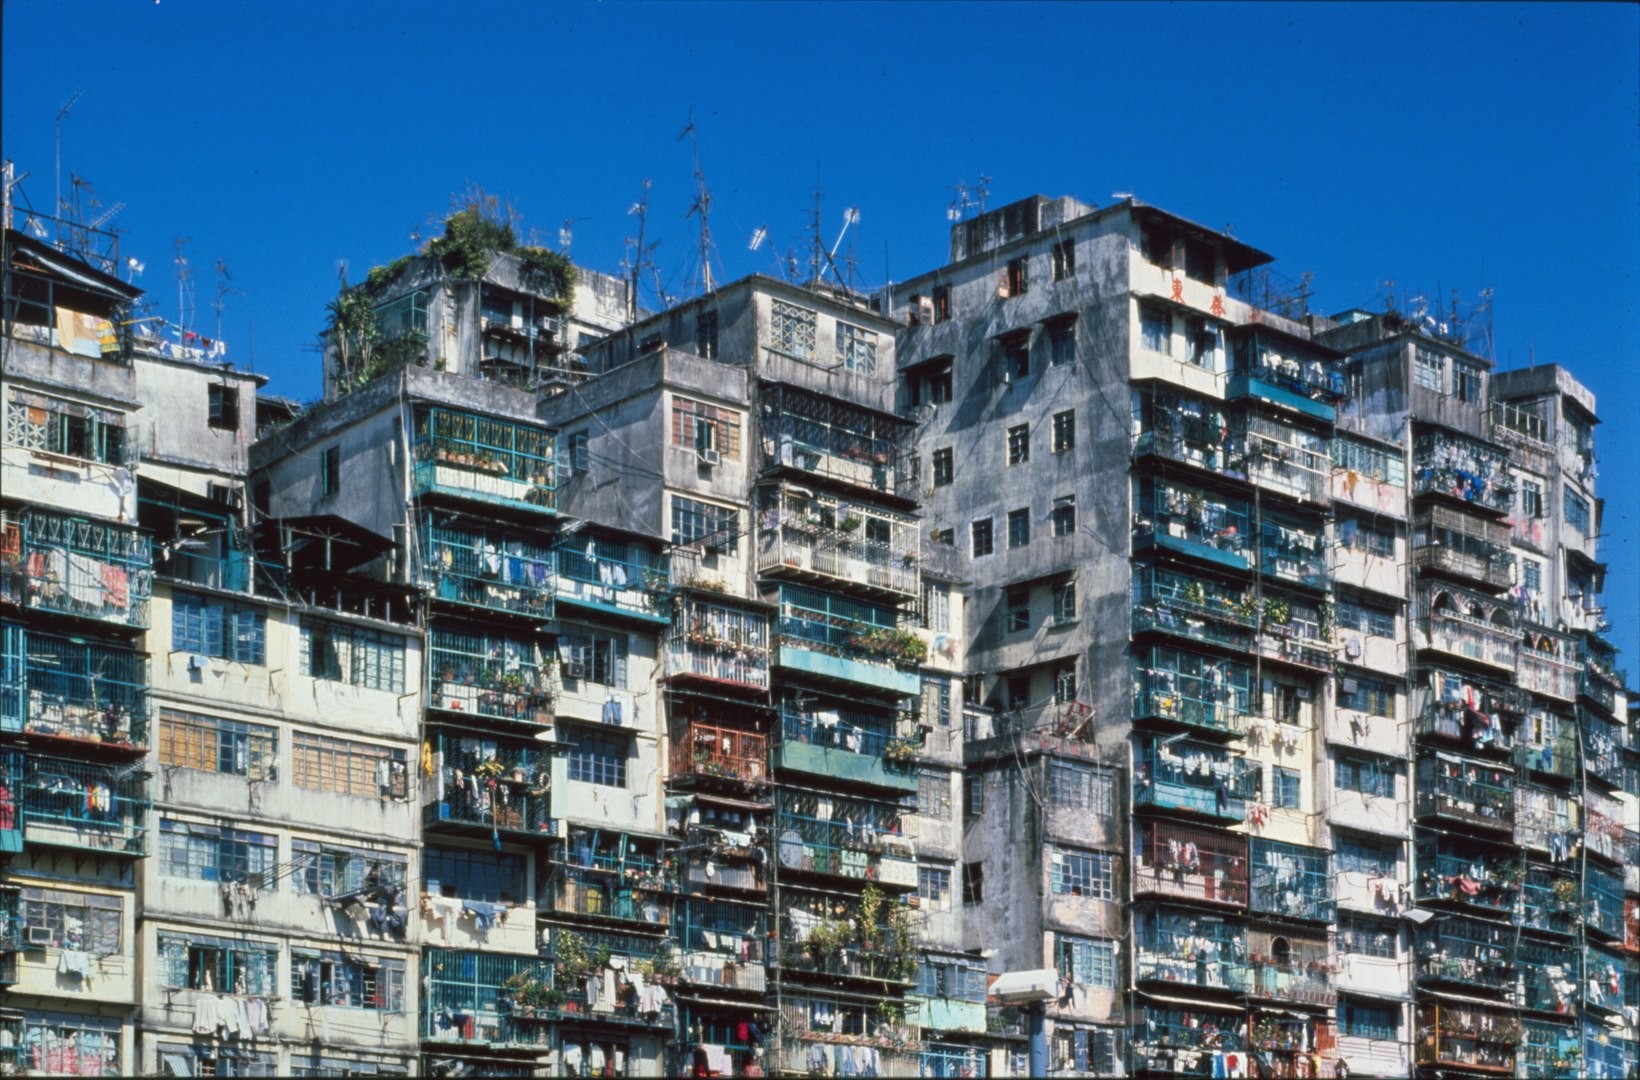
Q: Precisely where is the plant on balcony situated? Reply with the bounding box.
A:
[1550,877,1580,908]
[884,738,918,766]
[472,758,507,781]
[554,930,591,980]
[839,515,863,533]
[1263,596,1291,626]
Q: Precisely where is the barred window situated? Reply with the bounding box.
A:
[557,631,629,688]
[1335,833,1398,877]
[1051,239,1076,282]
[1564,489,1591,533]
[1338,513,1395,556]
[1335,598,1395,638]
[918,769,951,819]
[566,727,629,787]
[1339,915,1398,960]
[1340,997,1398,1040]
[160,819,277,889]
[1331,437,1406,486]
[18,1013,121,1077]
[921,583,951,635]
[299,620,406,692]
[1049,761,1115,816]
[291,950,403,1011]
[1007,424,1030,466]
[423,846,527,903]
[156,1041,277,1078]
[292,732,408,799]
[4,389,128,465]
[158,933,277,995]
[835,322,878,374]
[769,299,818,357]
[671,397,742,459]
[671,495,738,548]
[1337,675,1395,719]
[1052,580,1078,623]
[1271,766,1301,809]
[922,674,952,728]
[20,888,121,952]
[1051,848,1115,899]
[1055,934,1116,988]
[292,840,408,898]
[1414,347,1445,391]
[1336,753,1398,798]
[1051,495,1077,537]
[918,865,952,912]
[173,593,266,664]
[971,518,993,557]
[1007,509,1030,550]
[160,710,277,779]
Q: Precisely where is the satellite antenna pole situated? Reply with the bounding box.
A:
[809,173,823,287]
[1,161,27,233]
[214,260,233,344]
[627,180,652,324]
[174,237,193,338]
[54,89,83,245]
[681,112,716,294]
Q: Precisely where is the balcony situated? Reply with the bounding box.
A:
[1414,915,1515,993]
[421,949,556,1049]
[757,502,920,603]
[1421,610,1518,673]
[776,705,917,794]
[1132,646,1253,738]
[1241,420,1331,505]
[1517,938,1580,1012]
[1412,430,1515,516]
[1131,565,1257,654]
[1412,505,1514,591]
[1518,867,1581,937]
[1134,820,1249,907]
[1584,864,1623,940]
[1132,480,1252,572]
[556,541,671,625]
[1414,837,1519,918]
[774,587,921,697]
[421,516,554,622]
[669,722,768,790]
[1255,623,1333,672]
[427,625,554,726]
[1415,751,1515,833]
[1249,839,1333,923]
[769,1040,921,1079]
[1256,519,1329,590]
[0,887,18,984]
[666,597,770,692]
[1132,1003,1247,1075]
[2,510,151,629]
[1518,1022,1585,1080]
[760,382,915,501]
[678,896,766,989]
[1517,639,1578,703]
[778,911,917,986]
[1580,711,1624,789]
[21,755,148,856]
[1248,956,1335,1008]
[413,406,556,514]
[1414,1001,1519,1074]
[1228,327,1345,421]
[424,733,553,837]
[1134,910,1250,994]
[773,800,917,889]
[0,623,149,749]
[683,855,763,894]
[547,875,673,928]
[1514,731,1578,782]
[1134,736,1258,822]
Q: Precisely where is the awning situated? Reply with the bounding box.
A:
[693,791,772,812]
[1420,989,1514,1009]
[1135,990,1244,1013]
[669,992,774,1011]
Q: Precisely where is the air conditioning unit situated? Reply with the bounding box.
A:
[563,661,586,680]
[698,448,721,467]
[27,927,53,947]
[539,316,561,336]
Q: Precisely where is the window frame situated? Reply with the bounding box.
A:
[1050,848,1115,899]
[970,518,994,558]
[1051,238,1076,282]
[931,448,954,487]
[320,445,341,498]
[1051,495,1077,537]
[1006,424,1030,466]
[1006,585,1031,633]
[207,383,240,432]
[1052,411,1076,453]
[159,709,277,780]
[565,725,630,787]
[1007,508,1030,550]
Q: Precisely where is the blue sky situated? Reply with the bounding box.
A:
[4,0,1637,665]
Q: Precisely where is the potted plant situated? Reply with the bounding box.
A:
[839,515,862,533]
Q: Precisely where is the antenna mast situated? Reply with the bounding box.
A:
[624,180,653,325]
[681,113,716,294]
[53,89,83,246]
[174,238,194,338]
[214,259,233,344]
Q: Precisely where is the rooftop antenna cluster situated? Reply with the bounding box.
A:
[946,175,991,222]
[680,112,720,296]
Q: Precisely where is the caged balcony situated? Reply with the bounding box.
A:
[1415,751,1515,833]
[424,732,553,837]
[421,949,556,1049]
[1134,908,1251,994]
[1413,833,1519,918]
[1516,633,1578,703]
[757,488,920,602]
[1412,430,1515,516]
[773,790,917,888]
[21,754,148,855]
[1132,646,1253,738]
[667,596,770,692]
[413,406,557,514]
[1256,516,1329,590]
[426,624,554,726]
[776,700,917,793]
[1130,564,1257,655]
[759,382,916,501]
[556,538,671,625]
[1247,931,1335,1007]
[1517,938,1581,1013]
[1,622,149,749]
[1413,1000,1519,1074]
[774,586,921,697]
[1414,914,1515,994]
[1131,386,1244,482]
[1239,414,1331,505]
[1132,479,1251,572]
[1249,838,1333,923]
[1132,1002,1247,1076]
[1413,506,1514,591]
[1133,735,1259,822]
[1133,819,1249,907]
[2,510,151,629]
[422,515,555,621]
[668,721,769,789]
[1227,326,1345,421]
[677,897,767,994]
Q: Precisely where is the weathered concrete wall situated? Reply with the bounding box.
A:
[132,355,260,481]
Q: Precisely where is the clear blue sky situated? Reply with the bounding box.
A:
[5,0,1638,667]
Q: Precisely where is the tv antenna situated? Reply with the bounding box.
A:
[213,259,238,344]
[680,112,718,294]
[621,180,662,324]
[174,237,195,338]
[946,175,991,222]
[54,88,84,244]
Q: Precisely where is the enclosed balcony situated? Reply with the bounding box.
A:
[1247,932,1334,1008]
[776,700,917,793]
[21,754,148,855]
[1413,833,1519,917]
[1134,819,1249,907]
[1254,595,1333,671]
[1132,1001,1246,1075]
[668,720,768,790]
[1519,866,1582,937]
[546,872,673,928]
[1412,430,1515,516]
[427,623,553,726]
[773,586,921,697]
[760,381,915,501]
[1415,751,1515,834]
[1131,386,1242,481]
[1582,945,1626,1015]
[1514,724,1578,782]
[1228,325,1345,421]
[421,948,556,1049]
[1414,914,1514,994]
[1249,838,1333,923]
[1256,515,1329,590]
[1132,478,1251,572]
[666,596,770,692]
[424,732,553,837]
[1413,506,1513,591]
[1240,414,1330,505]
[1517,938,1581,1013]
[2,510,151,629]
[1519,1019,1584,1080]
[1419,588,1518,672]
[773,790,917,889]
[1134,908,1250,994]
[1249,1014,1338,1076]
[0,622,149,748]
[413,406,556,514]
[1133,735,1258,822]
[421,515,555,621]
[1577,634,1624,715]
[757,488,920,602]
[556,536,671,625]
[779,895,918,985]
[1584,864,1623,941]
[1580,710,1624,790]
[1584,800,1626,866]
[0,887,18,985]
[1131,564,1257,654]
[1517,632,1578,702]
[1414,1000,1518,1074]
[1132,646,1252,737]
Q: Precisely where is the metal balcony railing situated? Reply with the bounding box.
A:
[4,511,151,628]
[413,407,556,513]
[669,722,768,787]
[1,623,149,747]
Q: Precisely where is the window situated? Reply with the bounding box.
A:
[207,384,240,431]
[1050,325,1075,367]
[769,299,817,357]
[1051,239,1076,281]
[919,770,952,819]
[1051,849,1115,899]
[559,631,630,688]
[1339,916,1398,960]
[291,950,404,1010]
[567,727,628,787]
[1519,478,1543,519]
[292,732,408,799]
[835,322,879,374]
[157,1041,276,1077]
[1051,495,1077,537]
[932,285,951,323]
[320,445,340,497]
[918,865,953,912]
[423,846,527,902]
[1337,676,1395,718]
[160,710,277,779]
[1453,362,1482,403]
[864,517,890,545]
[1141,305,1170,353]
[971,518,994,557]
[20,888,121,952]
[1271,766,1301,809]
[921,583,951,635]
[1006,586,1031,632]
[159,933,277,995]
[1335,833,1398,877]
[1338,513,1395,556]
[1339,997,1398,1040]
[160,819,278,888]
[672,398,741,459]
[293,840,408,898]
[1332,437,1406,486]
[922,674,952,727]
[931,448,954,487]
[1564,489,1591,533]
[172,593,267,664]
[1006,424,1030,466]
[962,861,984,905]
[299,620,406,692]
[1336,754,1398,798]
[931,527,954,547]
[1007,508,1030,550]
[1052,580,1078,624]
[1003,338,1030,381]
[1002,256,1028,297]
[1520,556,1542,592]
[1053,663,1077,704]
[1335,598,1396,639]
[908,358,953,407]
[5,390,128,465]
[671,495,738,548]
[1050,762,1115,815]
[1006,674,1031,709]
[1055,935,1116,988]
[567,430,590,475]
[1414,347,1445,391]
[696,310,718,359]
[1052,410,1076,453]
[965,774,984,817]
[18,1012,122,1076]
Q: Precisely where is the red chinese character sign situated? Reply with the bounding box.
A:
[1171,276,1184,303]
[1211,293,1226,318]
